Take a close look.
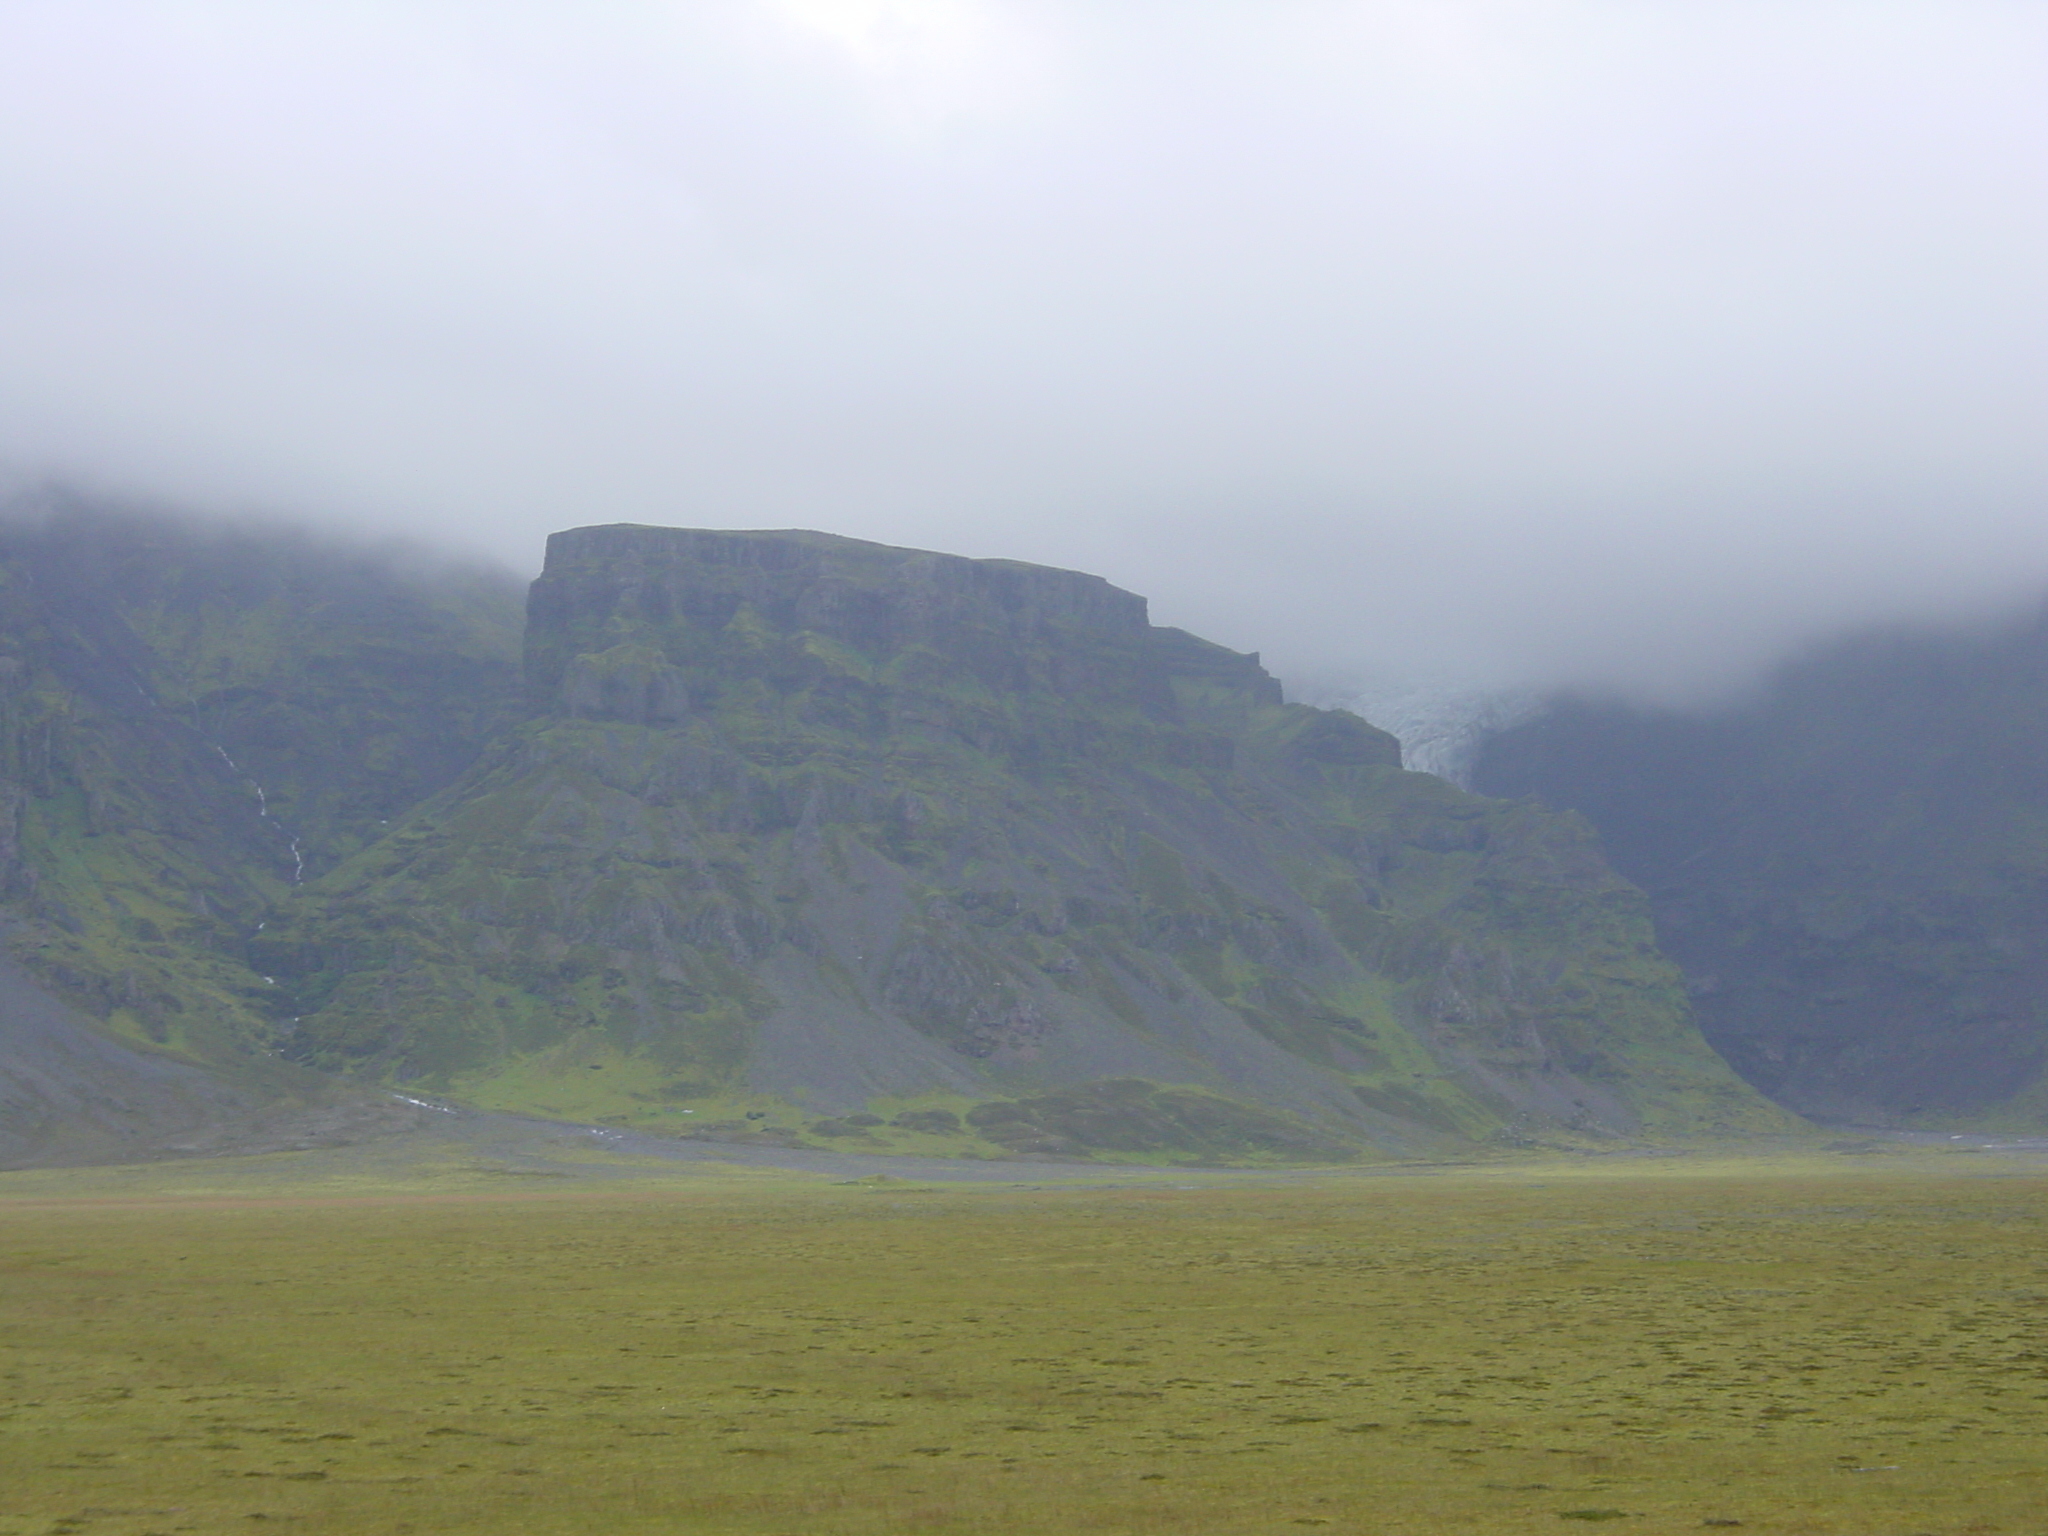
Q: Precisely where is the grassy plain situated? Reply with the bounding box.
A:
[3,1147,2046,1536]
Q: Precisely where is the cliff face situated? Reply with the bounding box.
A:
[1474,615,2048,1128]
[264,525,1783,1158]
[0,505,1792,1165]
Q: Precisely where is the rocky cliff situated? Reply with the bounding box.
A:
[257,524,1785,1158]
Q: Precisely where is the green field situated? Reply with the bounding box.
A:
[4,1147,2045,1535]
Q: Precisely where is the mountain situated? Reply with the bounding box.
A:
[1474,613,2048,1128]
[0,493,523,1159]
[0,501,1792,1166]
[250,524,1785,1159]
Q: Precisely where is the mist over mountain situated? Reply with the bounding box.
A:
[9,25,2048,1532]
[7,4,2048,706]
[1475,611,2048,1128]
[21,490,2048,1167]
[0,499,1796,1167]
[0,493,523,1162]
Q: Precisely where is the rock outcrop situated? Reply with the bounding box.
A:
[262,525,1786,1156]
[0,501,1796,1165]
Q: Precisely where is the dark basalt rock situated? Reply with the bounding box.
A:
[260,523,1782,1154]
[0,500,1793,1165]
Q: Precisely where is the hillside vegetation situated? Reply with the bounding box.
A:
[0,503,1788,1163]
[0,497,522,1160]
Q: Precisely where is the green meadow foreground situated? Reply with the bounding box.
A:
[3,1147,2046,1536]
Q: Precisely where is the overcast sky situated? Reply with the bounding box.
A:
[4,2,2046,700]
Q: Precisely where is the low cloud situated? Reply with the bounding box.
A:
[4,1,2045,701]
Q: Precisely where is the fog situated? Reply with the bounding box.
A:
[4,2,2046,702]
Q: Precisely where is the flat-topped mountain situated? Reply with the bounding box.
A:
[255,523,1782,1158]
[0,501,1797,1166]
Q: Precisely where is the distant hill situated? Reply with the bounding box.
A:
[0,501,1790,1166]
[1475,614,2048,1128]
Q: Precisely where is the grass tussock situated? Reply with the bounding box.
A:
[2,1154,2046,1534]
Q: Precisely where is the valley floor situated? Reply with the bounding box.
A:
[2,1145,2045,1536]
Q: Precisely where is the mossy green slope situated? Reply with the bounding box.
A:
[0,496,521,1088]
[267,526,1786,1155]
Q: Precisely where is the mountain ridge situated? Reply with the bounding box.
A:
[257,521,1785,1159]
[0,501,1794,1166]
